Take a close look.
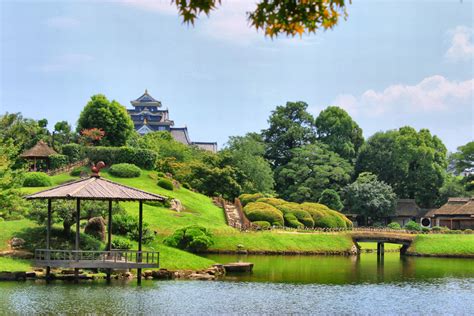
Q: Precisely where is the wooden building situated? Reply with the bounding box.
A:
[20,140,57,171]
[424,197,474,229]
[388,199,426,226]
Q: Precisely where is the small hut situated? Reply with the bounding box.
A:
[26,162,166,284]
[20,140,57,171]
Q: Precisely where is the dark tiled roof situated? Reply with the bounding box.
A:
[170,127,191,145]
[193,142,218,153]
[20,140,58,158]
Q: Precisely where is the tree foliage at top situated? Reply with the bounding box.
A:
[173,0,349,37]
[355,127,447,208]
[275,142,353,203]
[315,106,363,161]
[77,94,134,147]
[451,141,474,174]
[262,101,317,169]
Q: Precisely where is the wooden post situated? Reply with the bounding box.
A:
[106,200,112,283]
[75,198,80,283]
[46,199,52,280]
[137,201,143,285]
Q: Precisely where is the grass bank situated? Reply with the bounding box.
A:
[407,234,474,258]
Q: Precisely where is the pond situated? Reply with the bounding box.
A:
[1,253,473,315]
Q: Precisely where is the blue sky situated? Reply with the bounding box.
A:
[1,0,473,151]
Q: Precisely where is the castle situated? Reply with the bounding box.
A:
[127,90,217,152]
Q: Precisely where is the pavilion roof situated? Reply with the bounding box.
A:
[26,176,166,201]
[20,140,58,158]
[426,197,474,216]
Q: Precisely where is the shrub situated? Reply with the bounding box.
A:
[318,189,343,211]
[163,225,213,252]
[156,171,166,178]
[252,221,271,230]
[157,178,174,190]
[70,167,86,177]
[404,220,421,232]
[112,214,154,244]
[111,237,132,250]
[23,172,52,187]
[239,193,266,206]
[464,229,473,234]
[61,143,85,162]
[109,163,141,178]
[277,202,314,228]
[421,227,431,233]
[49,154,69,169]
[256,198,287,208]
[182,182,191,190]
[431,226,445,232]
[85,146,157,169]
[243,202,284,226]
[133,149,158,170]
[300,202,350,228]
[284,213,304,228]
[387,222,401,230]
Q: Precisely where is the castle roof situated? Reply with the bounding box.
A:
[131,89,161,107]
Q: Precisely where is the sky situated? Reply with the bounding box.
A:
[0,0,473,151]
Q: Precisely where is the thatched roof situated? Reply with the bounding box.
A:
[427,198,474,216]
[394,199,424,217]
[20,140,57,158]
[26,176,166,201]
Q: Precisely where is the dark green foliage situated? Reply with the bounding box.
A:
[284,212,304,228]
[61,144,85,163]
[156,171,166,178]
[318,189,343,211]
[111,236,132,250]
[85,146,157,170]
[277,202,314,228]
[243,202,284,226]
[300,202,352,228]
[157,178,174,190]
[252,221,271,230]
[49,154,68,170]
[315,106,364,160]
[239,193,267,206]
[182,182,191,190]
[275,143,353,203]
[77,94,134,146]
[436,175,469,206]
[23,172,52,187]
[163,225,214,252]
[109,163,141,178]
[70,167,86,177]
[404,220,421,232]
[450,141,474,174]
[387,222,401,230]
[111,213,154,244]
[255,197,286,208]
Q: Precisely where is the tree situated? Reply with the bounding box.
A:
[223,133,274,194]
[77,94,134,146]
[343,172,397,224]
[436,174,470,206]
[173,0,349,37]
[262,101,317,169]
[275,143,353,203]
[315,106,363,161]
[52,120,73,147]
[451,141,474,174]
[355,127,447,208]
[318,189,343,211]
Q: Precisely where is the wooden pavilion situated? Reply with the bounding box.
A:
[20,140,58,171]
[26,162,166,284]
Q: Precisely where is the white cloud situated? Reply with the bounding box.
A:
[38,54,94,72]
[46,16,80,29]
[332,75,474,117]
[446,26,474,62]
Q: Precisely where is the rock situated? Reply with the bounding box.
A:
[151,269,174,280]
[25,271,37,278]
[350,244,359,255]
[9,237,25,250]
[123,271,134,279]
[144,270,153,278]
[84,216,106,241]
[172,179,181,189]
[223,262,253,273]
[0,272,27,281]
[170,199,184,212]
[188,273,215,281]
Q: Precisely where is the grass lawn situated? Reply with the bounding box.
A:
[409,234,474,256]
[0,257,33,272]
[0,219,38,251]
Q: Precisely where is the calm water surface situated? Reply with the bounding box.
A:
[1,253,473,315]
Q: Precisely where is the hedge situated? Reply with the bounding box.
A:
[284,213,304,228]
[109,163,141,178]
[23,172,52,187]
[49,154,68,170]
[61,144,85,163]
[252,221,271,230]
[277,202,314,228]
[85,146,157,170]
[243,202,284,226]
[163,225,214,252]
[256,197,287,208]
[239,193,266,206]
[300,202,350,228]
[157,178,174,190]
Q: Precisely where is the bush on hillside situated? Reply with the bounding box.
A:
[70,167,87,177]
[256,197,287,208]
[49,154,69,170]
[61,143,85,163]
[284,213,304,228]
[387,222,402,230]
[85,146,157,170]
[182,182,191,190]
[109,163,141,178]
[111,236,132,250]
[163,225,214,252]
[157,178,174,190]
[277,203,314,228]
[318,189,343,211]
[243,202,284,226]
[239,193,266,206]
[112,214,154,244]
[300,202,350,228]
[252,221,271,230]
[23,172,52,187]
[404,220,421,232]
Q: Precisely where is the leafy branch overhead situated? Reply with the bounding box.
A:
[173,0,350,37]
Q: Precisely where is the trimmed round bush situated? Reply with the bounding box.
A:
[111,236,132,250]
[284,213,304,228]
[300,202,350,228]
[163,225,213,252]
[256,197,287,208]
[23,172,52,187]
[239,193,266,206]
[109,163,141,178]
[252,221,271,230]
[277,202,314,228]
[157,178,174,190]
[243,202,284,227]
[404,220,421,232]
[387,222,402,230]
[464,229,473,234]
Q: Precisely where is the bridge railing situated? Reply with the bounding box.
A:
[35,249,160,265]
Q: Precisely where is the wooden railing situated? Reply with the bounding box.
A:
[35,249,159,266]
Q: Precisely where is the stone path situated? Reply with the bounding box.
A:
[223,203,243,229]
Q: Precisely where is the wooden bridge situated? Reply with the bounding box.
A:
[349,230,416,255]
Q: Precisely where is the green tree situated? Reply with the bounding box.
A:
[223,133,274,194]
[355,127,447,208]
[451,141,474,174]
[52,120,73,147]
[318,188,343,211]
[77,94,134,146]
[315,106,363,161]
[275,143,353,203]
[436,174,469,206]
[262,101,317,169]
[343,172,397,224]
[173,0,348,37]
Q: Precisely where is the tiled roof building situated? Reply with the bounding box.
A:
[127,90,217,152]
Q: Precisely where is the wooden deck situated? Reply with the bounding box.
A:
[35,249,159,269]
